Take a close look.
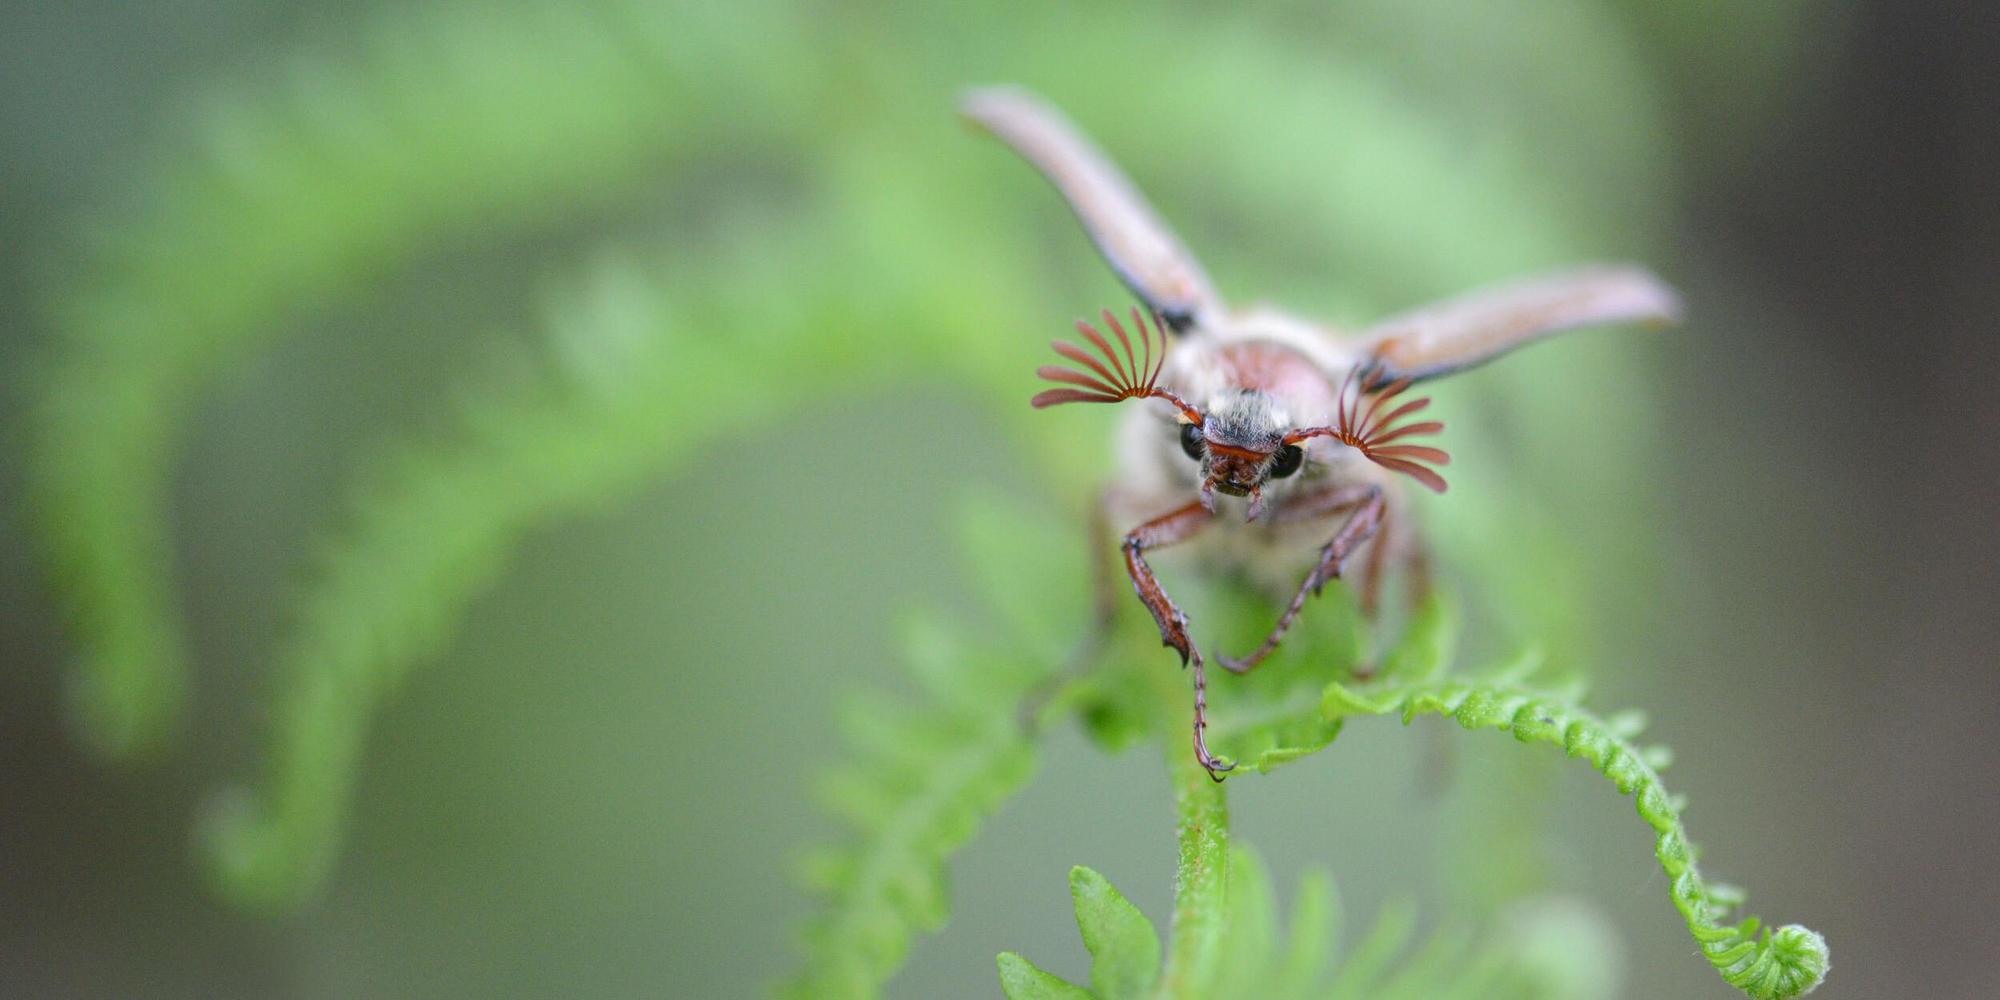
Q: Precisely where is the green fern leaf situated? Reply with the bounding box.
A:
[1202,590,1452,774]
[1013,842,1630,1000]
[1069,866,1161,1000]
[1322,673,1829,998]
[790,693,1036,998]
[781,500,1076,998]
[997,952,1095,1000]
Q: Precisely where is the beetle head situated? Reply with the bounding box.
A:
[1031,310,1451,518]
[1189,389,1294,518]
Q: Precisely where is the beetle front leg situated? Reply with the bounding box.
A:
[1120,500,1233,779]
[1218,484,1385,675]
[1122,500,1211,665]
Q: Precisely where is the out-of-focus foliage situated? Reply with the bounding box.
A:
[33,0,833,758]
[999,844,1620,1000]
[778,499,1074,997]
[203,214,1015,906]
[19,0,1831,996]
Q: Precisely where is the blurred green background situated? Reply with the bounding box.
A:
[2,1,1993,997]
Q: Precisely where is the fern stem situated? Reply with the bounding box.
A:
[1157,672,1231,999]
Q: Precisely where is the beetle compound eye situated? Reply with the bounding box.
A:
[1269,444,1304,478]
[1179,422,1205,461]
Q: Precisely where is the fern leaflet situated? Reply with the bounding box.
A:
[1001,842,1620,1000]
[781,499,1082,996]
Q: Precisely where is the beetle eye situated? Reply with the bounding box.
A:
[1178,422,1205,461]
[1269,444,1304,479]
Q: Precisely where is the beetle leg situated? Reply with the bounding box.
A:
[1218,485,1385,675]
[1120,499,1232,778]
[1122,500,1211,665]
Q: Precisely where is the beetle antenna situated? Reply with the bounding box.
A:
[1032,308,1202,423]
[1286,369,1451,493]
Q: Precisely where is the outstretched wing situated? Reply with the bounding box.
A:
[961,87,1223,332]
[1354,266,1683,385]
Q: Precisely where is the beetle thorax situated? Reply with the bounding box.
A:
[1201,389,1286,452]
[1168,338,1338,433]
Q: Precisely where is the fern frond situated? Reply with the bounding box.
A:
[1002,842,1624,1000]
[1074,586,1823,997]
[1068,866,1162,1000]
[998,952,1097,1000]
[1200,588,1432,773]
[1323,674,1829,998]
[784,642,1047,994]
[197,208,1008,906]
[27,0,828,757]
[991,866,1154,1000]
[793,681,1037,999]
[782,498,1083,997]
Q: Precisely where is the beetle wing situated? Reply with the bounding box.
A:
[962,87,1223,331]
[1353,265,1683,385]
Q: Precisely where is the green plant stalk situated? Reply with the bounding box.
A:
[1155,666,1230,999]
